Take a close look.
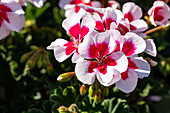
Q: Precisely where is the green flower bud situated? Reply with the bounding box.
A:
[88,85,94,97]
[57,72,75,82]
[104,87,109,97]
[94,92,101,104]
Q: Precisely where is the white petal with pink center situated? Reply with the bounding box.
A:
[148,1,170,26]
[116,69,138,93]
[78,31,116,59]
[104,7,123,30]
[129,57,151,79]
[62,17,80,39]
[109,51,128,73]
[144,39,157,57]
[47,39,76,62]
[0,1,25,40]
[123,2,142,22]
[75,60,96,85]
[122,32,146,57]
[130,19,148,32]
[62,15,95,40]
[80,14,96,39]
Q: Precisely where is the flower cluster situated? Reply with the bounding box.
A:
[48,1,170,93]
[0,0,45,40]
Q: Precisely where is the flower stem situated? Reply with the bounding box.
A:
[145,25,165,35]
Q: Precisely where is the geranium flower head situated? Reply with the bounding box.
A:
[75,30,128,86]
[148,1,170,26]
[47,15,96,63]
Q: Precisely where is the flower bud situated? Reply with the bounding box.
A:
[57,72,75,82]
[145,58,158,67]
[148,59,158,67]
[88,85,94,97]
[94,92,101,104]
[37,54,43,69]
[20,51,34,63]
[103,87,109,97]
[80,84,88,96]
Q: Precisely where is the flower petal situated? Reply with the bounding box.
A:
[75,60,96,85]
[104,7,123,30]
[129,57,151,78]
[80,14,96,39]
[130,19,148,32]
[122,32,146,56]
[109,51,128,73]
[5,13,25,32]
[95,65,115,85]
[116,69,138,93]
[71,52,83,63]
[62,16,80,39]
[123,2,142,22]
[144,39,157,57]
[0,22,10,40]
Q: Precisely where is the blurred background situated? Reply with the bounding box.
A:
[0,0,170,113]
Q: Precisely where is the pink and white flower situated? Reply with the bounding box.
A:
[109,31,150,93]
[47,15,96,63]
[148,1,170,26]
[122,2,142,22]
[115,2,148,37]
[75,30,128,86]
[59,0,101,18]
[0,0,25,40]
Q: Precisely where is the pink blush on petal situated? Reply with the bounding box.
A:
[103,57,117,66]
[121,70,129,80]
[0,4,13,26]
[117,24,129,35]
[153,7,164,22]
[124,12,134,22]
[128,58,138,70]
[65,46,76,55]
[114,41,120,52]
[95,21,105,32]
[97,42,109,58]
[105,18,116,30]
[89,43,98,58]
[97,64,107,74]
[69,23,80,40]
[75,6,81,13]
[130,24,137,31]
[122,41,136,56]
[88,61,98,73]
[80,26,89,39]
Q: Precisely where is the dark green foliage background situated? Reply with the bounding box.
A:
[0,0,170,113]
